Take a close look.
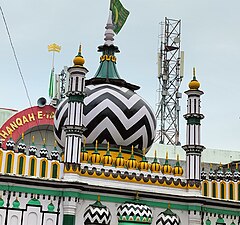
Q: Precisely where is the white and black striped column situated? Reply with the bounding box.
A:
[64,47,88,165]
[182,69,205,181]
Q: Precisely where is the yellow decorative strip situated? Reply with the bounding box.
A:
[100,55,117,62]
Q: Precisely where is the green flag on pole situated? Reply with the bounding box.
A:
[110,0,130,34]
[49,68,54,98]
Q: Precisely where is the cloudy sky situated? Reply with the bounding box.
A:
[1,0,240,151]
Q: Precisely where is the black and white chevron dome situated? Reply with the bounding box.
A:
[117,202,152,223]
[84,201,111,225]
[156,209,180,225]
[54,84,156,151]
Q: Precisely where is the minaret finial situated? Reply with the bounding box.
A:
[104,11,115,46]
[193,67,196,79]
[21,133,24,141]
[143,148,146,156]
[32,136,35,144]
[79,44,82,54]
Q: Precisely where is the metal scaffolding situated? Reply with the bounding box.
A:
[155,17,184,145]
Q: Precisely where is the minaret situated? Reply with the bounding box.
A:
[182,68,205,181]
[64,46,88,166]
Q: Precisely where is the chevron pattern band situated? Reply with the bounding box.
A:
[117,202,152,223]
[54,84,156,151]
[156,211,180,225]
[84,203,111,225]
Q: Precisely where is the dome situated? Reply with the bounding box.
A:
[201,168,207,180]
[156,208,180,225]
[54,83,156,152]
[225,167,233,180]
[117,202,152,224]
[6,137,15,150]
[84,198,111,225]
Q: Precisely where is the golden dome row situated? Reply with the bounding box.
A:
[80,141,183,176]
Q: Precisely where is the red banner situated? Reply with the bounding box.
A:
[0,105,55,148]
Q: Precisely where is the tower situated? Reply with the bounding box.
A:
[64,46,88,166]
[182,68,205,181]
[155,18,183,145]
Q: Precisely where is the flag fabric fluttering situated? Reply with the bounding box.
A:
[110,0,129,34]
[49,68,54,98]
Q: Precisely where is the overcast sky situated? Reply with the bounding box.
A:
[1,0,240,151]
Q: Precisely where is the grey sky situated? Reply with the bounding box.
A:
[1,1,240,151]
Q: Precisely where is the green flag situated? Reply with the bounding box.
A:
[110,0,129,34]
[49,68,54,98]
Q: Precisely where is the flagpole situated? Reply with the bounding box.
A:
[48,43,61,99]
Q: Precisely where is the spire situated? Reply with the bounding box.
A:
[188,67,200,90]
[104,11,115,46]
[73,44,85,66]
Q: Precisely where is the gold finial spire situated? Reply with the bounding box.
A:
[135,192,139,200]
[168,202,171,209]
[95,140,98,150]
[220,162,222,167]
[177,154,179,161]
[107,142,110,151]
[54,140,57,147]
[131,145,134,155]
[43,138,46,144]
[83,137,86,147]
[97,195,100,202]
[32,136,35,144]
[21,133,24,141]
[73,44,85,66]
[143,148,146,156]
[166,151,168,160]
[119,146,122,153]
[79,44,82,54]
[188,67,200,90]
[210,163,212,169]
[228,163,230,169]
[9,130,12,138]
[236,163,238,169]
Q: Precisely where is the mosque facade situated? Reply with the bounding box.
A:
[0,13,239,225]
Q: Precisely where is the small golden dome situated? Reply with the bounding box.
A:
[188,67,200,90]
[127,146,138,170]
[73,45,85,66]
[172,154,183,176]
[103,142,113,166]
[115,146,125,168]
[150,150,161,173]
[90,140,101,164]
[161,152,172,175]
[138,149,149,171]
[80,138,88,163]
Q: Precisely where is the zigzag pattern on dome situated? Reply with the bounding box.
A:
[54,84,156,150]
[156,214,180,225]
[84,204,111,225]
[117,202,152,223]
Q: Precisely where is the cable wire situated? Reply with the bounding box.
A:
[0,5,43,141]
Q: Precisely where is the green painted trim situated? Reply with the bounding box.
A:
[202,207,239,216]
[0,185,239,215]
[63,214,75,225]
[68,94,84,102]
[187,117,201,125]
